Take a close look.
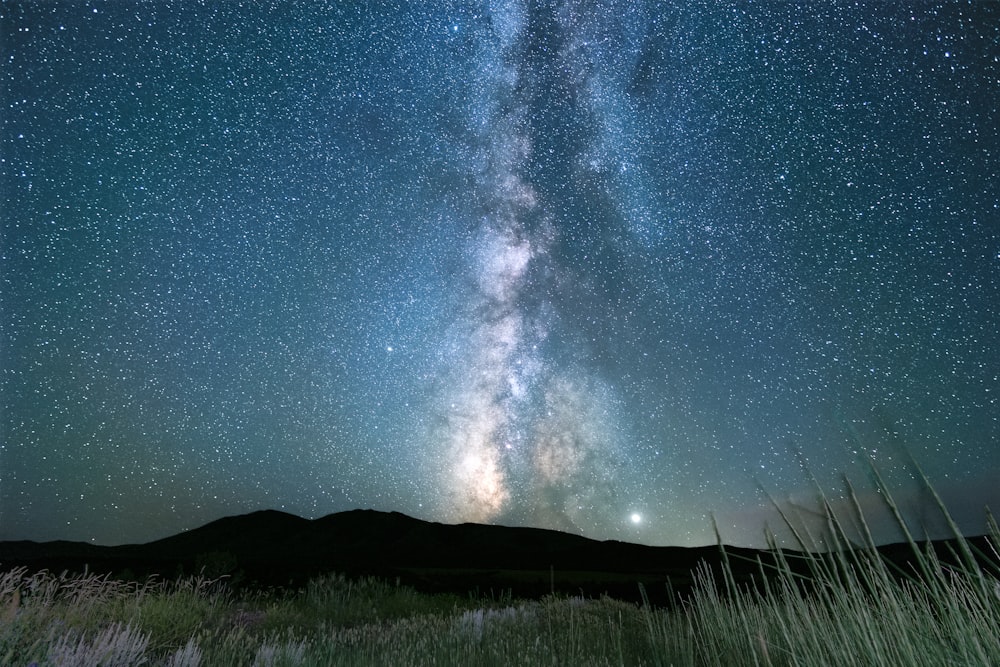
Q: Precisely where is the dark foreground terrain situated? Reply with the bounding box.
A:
[2,509,996,604]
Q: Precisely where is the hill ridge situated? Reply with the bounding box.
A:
[2,508,995,604]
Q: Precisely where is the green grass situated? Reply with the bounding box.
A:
[3,480,998,666]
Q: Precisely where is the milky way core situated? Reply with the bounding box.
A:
[427,2,630,535]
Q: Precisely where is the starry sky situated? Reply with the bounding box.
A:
[2,1,998,549]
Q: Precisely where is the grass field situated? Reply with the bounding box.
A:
[3,479,998,666]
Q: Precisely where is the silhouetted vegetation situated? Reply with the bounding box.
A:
[3,472,998,665]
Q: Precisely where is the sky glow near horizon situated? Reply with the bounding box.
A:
[2,1,998,548]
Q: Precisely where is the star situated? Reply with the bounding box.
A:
[3,0,996,548]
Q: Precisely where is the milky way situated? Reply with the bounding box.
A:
[2,1,998,547]
[428,1,630,535]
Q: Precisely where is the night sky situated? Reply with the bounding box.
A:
[2,1,998,549]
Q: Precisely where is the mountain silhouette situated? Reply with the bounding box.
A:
[2,509,995,604]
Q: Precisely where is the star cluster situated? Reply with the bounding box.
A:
[2,1,998,547]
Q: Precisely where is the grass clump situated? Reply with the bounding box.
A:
[667,464,1000,666]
